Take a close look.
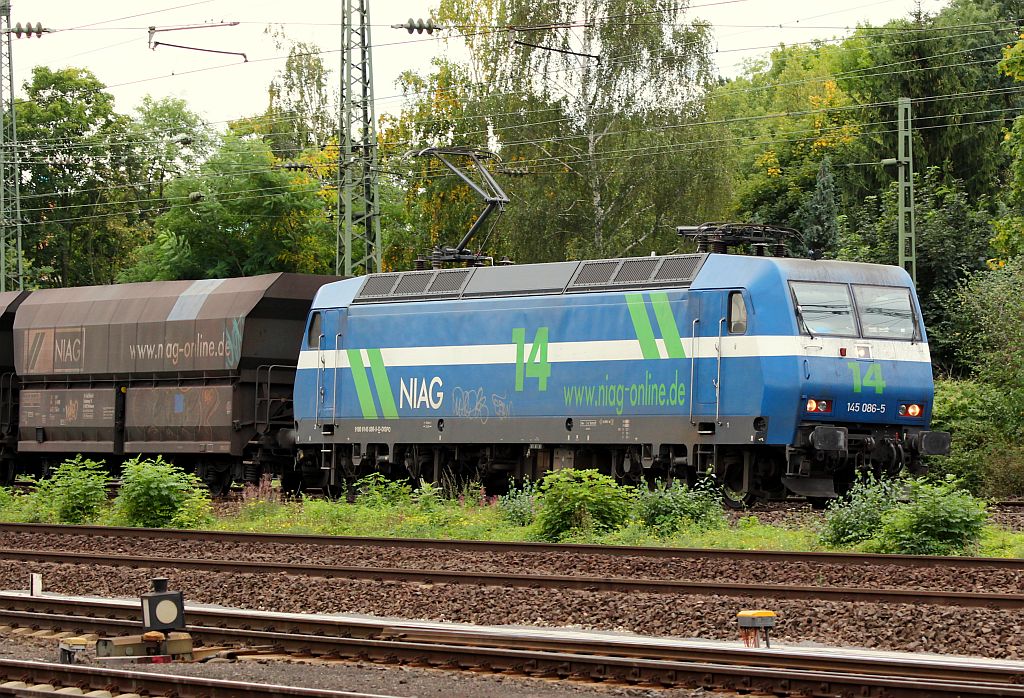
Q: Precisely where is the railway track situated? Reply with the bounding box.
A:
[1,546,1022,609]
[3,521,1022,568]
[0,657,393,697]
[1,592,1022,697]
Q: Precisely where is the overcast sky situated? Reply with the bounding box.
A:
[17,0,949,128]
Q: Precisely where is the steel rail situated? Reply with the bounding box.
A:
[0,547,1020,609]
[1,595,1023,697]
[0,658,394,697]
[3,521,1023,569]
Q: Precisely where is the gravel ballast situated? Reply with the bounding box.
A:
[3,531,1024,593]
[1,561,1021,660]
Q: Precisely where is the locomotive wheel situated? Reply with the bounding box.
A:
[720,455,757,509]
[0,461,12,487]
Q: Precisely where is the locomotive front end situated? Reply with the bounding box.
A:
[781,265,951,498]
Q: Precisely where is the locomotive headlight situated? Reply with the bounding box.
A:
[806,398,831,413]
[899,403,923,417]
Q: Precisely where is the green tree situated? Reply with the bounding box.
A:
[130,96,215,206]
[231,35,335,159]
[382,0,732,265]
[710,44,866,235]
[838,167,992,356]
[119,136,333,280]
[797,156,840,257]
[836,0,1015,199]
[17,67,138,286]
[938,256,1024,385]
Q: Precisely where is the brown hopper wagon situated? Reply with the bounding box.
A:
[0,290,29,485]
[7,273,333,492]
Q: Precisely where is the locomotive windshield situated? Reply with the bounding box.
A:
[853,285,917,340]
[790,282,856,336]
[790,281,918,340]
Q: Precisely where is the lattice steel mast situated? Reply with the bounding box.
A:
[895,97,916,284]
[0,0,23,292]
[337,0,381,276]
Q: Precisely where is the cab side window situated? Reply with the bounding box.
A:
[307,312,322,349]
[728,292,748,334]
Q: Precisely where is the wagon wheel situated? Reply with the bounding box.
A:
[620,449,644,484]
[202,463,233,498]
[720,454,757,509]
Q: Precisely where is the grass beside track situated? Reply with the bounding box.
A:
[201,498,1024,557]
[214,498,817,549]
[4,477,1024,556]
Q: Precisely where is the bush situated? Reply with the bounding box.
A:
[871,478,988,556]
[937,258,1024,386]
[929,379,1024,496]
[498,478,540,526]
[535,469,632,542]
[819,476,903,547]
[0,485,18,520]
[12,456,111,524]
[114,456,212,528]
[354,472,412,508]
[633,479,725,534]
[413,479,443,512]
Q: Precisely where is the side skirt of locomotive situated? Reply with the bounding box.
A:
[295,414,951,504]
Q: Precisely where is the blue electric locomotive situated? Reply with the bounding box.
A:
[292,250,950,504]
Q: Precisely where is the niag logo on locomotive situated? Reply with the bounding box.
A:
[399,376,444,410]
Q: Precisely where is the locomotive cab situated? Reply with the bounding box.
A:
[778,270,951,498]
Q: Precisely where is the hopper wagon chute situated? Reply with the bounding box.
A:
[12,273,333,492]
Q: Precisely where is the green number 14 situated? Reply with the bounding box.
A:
[847,362,886,394]
[513,327,550,392]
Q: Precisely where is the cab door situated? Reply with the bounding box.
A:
[692,292,726,415]
[316,309,344,425]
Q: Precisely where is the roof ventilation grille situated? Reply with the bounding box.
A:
[358,274,401,299]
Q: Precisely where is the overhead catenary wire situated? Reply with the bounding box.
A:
[14,22,1018,156]
[17,78,1024,206]
[18,0,1017,127]
[14,1,1017,131]
[22,97,1024,223]
[13,4,1023,209]
[16,51,1019,178]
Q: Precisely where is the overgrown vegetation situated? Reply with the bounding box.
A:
[819,476,903,547]
[0,455,212,528]
[930,258,1024,496]
[114,456,213,529]
[821,475,988,555]
[0,461,1014,558]
[534,469,634,541]
[0,456,110,524]
[498,478,540,526]
[871,479,988,556]
[354,472,413,508]
[633,479,725,534]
